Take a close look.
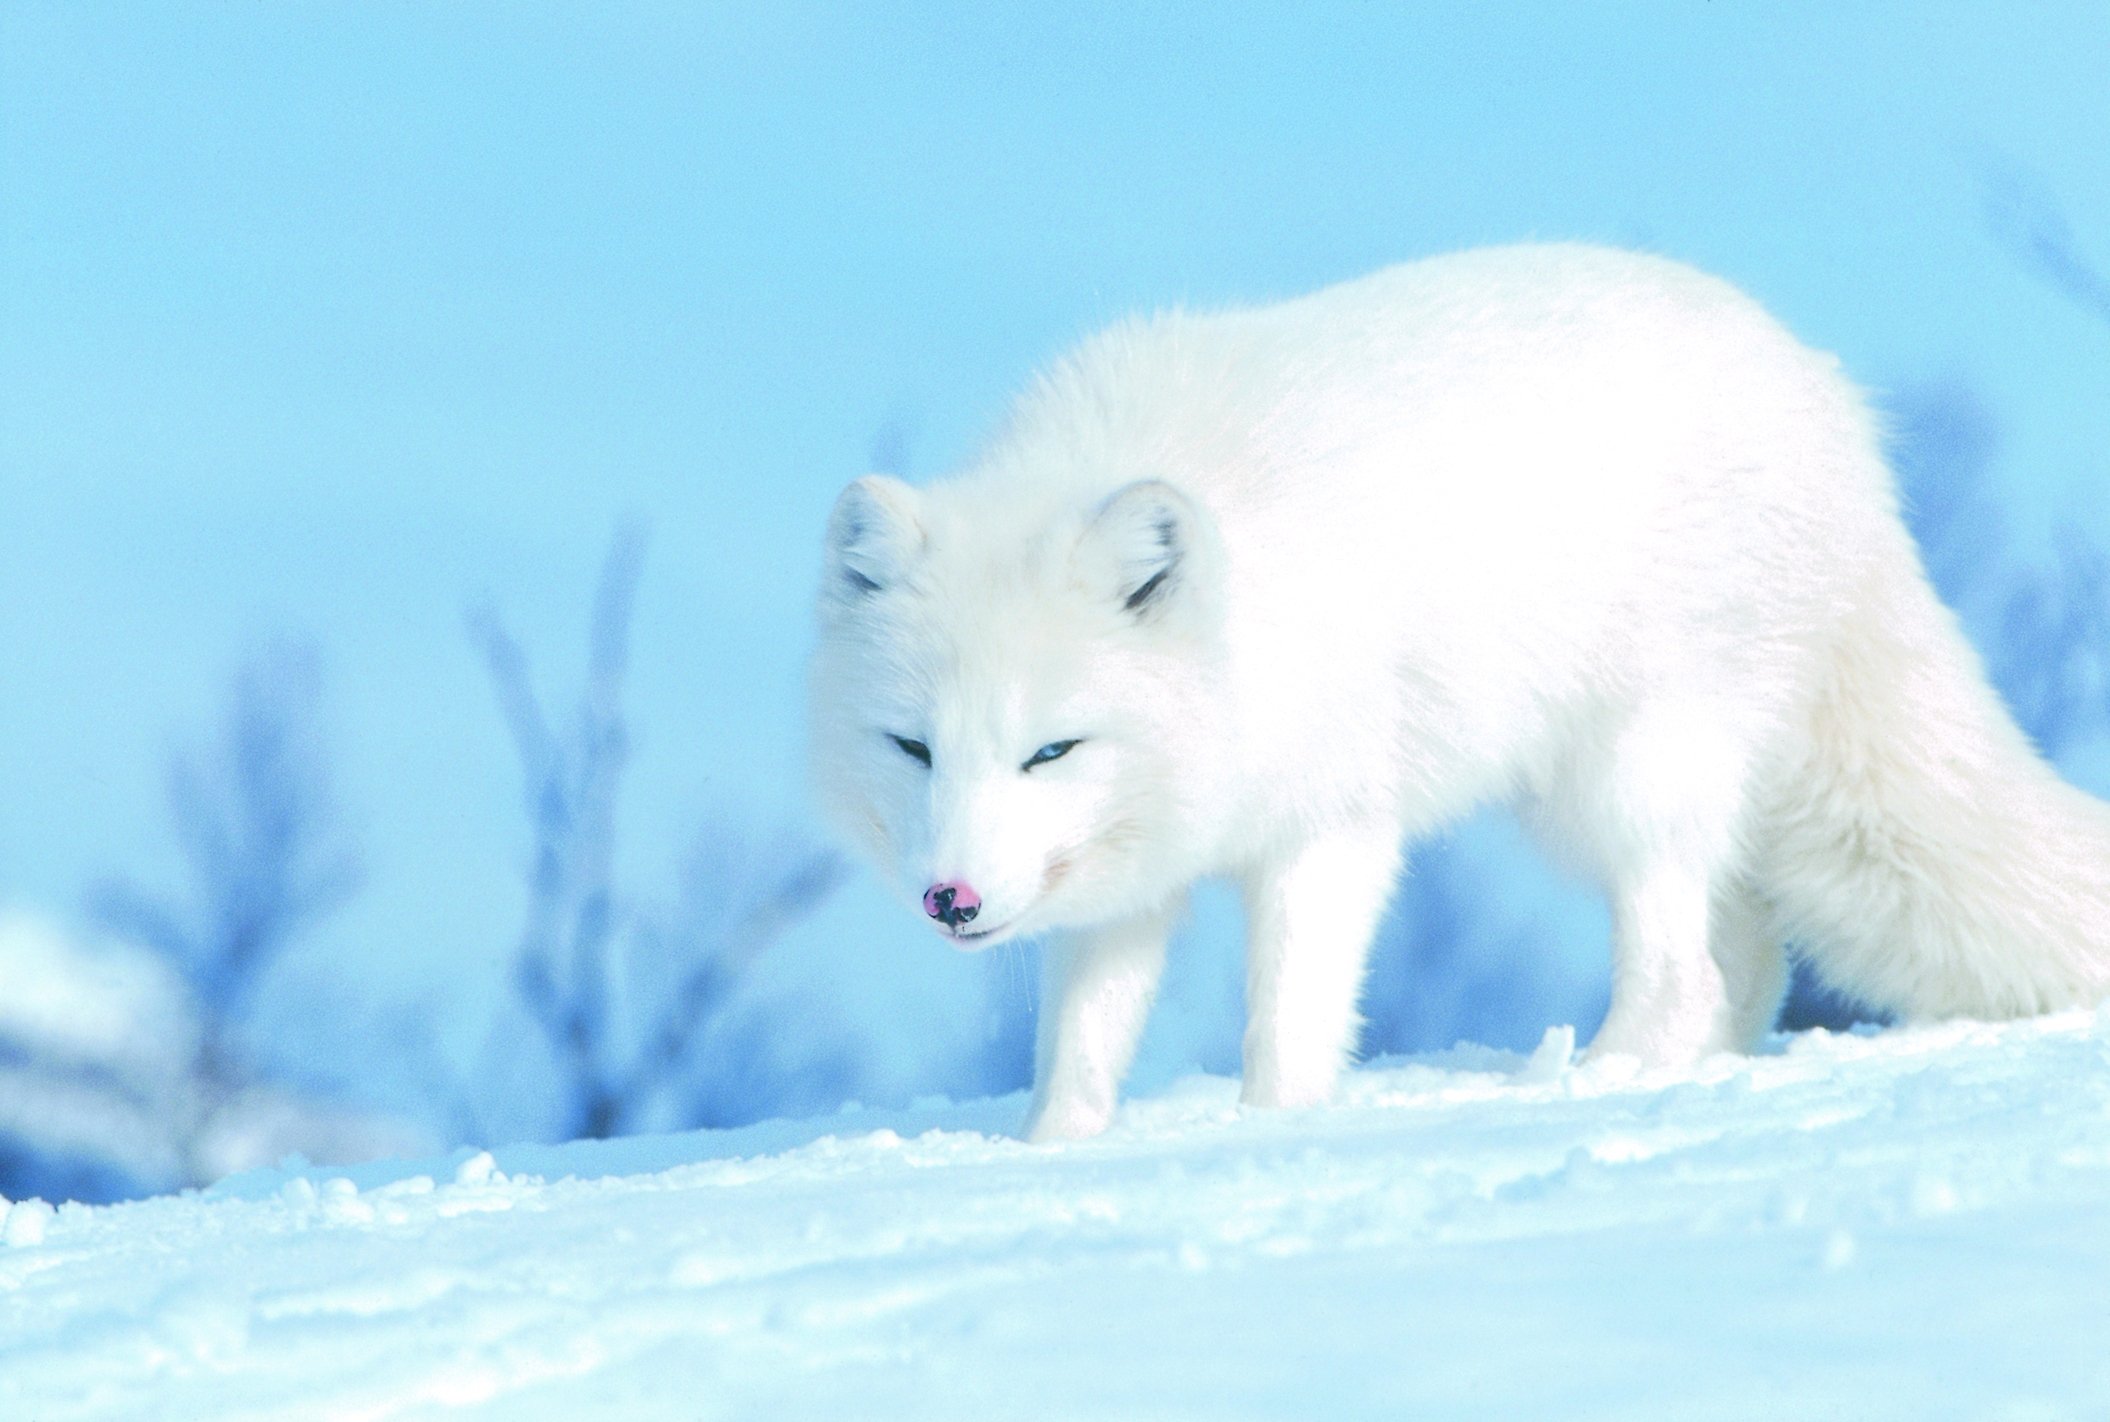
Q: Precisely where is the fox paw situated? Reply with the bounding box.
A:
[1022,1094,1114,1143]
[1238,1069,1337,1111]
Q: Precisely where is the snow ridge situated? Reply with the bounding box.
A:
[5,1014,2109,1420]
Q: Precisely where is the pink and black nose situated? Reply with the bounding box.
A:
[923,880,981,930]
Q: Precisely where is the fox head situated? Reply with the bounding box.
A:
[808,473,1229,948]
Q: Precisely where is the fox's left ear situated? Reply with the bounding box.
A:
[824,474,925,600]
[1074,480,1220,625]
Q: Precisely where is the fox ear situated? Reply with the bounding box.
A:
[825,475,924,597]
[1075,479,1214,621]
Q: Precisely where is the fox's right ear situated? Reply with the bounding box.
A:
[1074,479,1219,626]
[824,475,925,599]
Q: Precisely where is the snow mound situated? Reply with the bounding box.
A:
[0,911,193,1080]
[4,1013,2109,1420]
[0,909,433,1199]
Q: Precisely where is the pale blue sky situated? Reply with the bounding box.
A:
[4,3,2107,1115]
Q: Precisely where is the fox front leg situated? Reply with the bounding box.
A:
[1240,828,1402,1110]
[1023,901,1180,1142]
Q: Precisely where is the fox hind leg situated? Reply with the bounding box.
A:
[1713,882,1788,1050]
[1590,857,1735,1062]
[1578,700,1766,1066]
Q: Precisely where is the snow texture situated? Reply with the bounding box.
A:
[4,1014,2108,1420]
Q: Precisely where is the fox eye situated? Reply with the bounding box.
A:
[890,735,932,767]
[1022,739,1081,771]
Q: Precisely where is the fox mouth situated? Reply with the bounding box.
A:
[928,847,1090,949]
[937,910,1027,950]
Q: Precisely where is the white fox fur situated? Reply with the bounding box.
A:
[807,243,2110,1141]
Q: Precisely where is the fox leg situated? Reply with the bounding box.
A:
[1583,703,1758,1065]
[1023,899,1180,1142]
[1713,883,1788,1050]
[1590,859,1736,1063]
[1240,826,1402,1110]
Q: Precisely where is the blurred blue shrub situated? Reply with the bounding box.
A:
[466,529,845,1143]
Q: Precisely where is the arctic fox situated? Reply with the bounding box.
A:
[807,243,2110,1142]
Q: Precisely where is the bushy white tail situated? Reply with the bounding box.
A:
[1764,531,2110,1019]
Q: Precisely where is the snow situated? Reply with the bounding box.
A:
[6,1014,2109,1419]
[0,912,192,1080]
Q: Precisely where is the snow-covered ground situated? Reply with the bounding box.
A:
[4,1012,2108,1421]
